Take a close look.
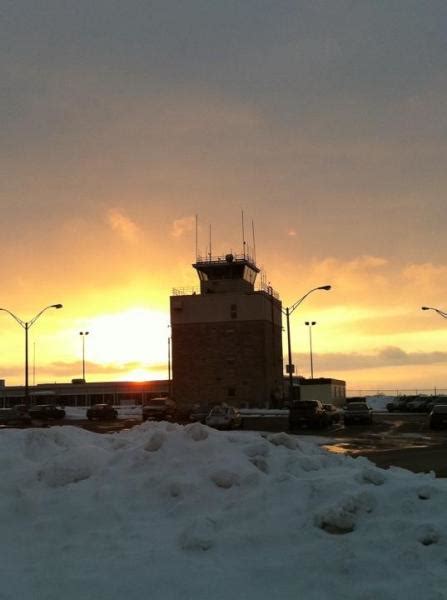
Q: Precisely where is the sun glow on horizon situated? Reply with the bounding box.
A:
[80,307,170,369]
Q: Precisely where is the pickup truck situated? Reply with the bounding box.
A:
[142,397,176,422]
[289,400,329,430]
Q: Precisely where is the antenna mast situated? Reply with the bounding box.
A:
[209,224,212,261]
[252,219,257,263]
[241,209,246,258]
[195,214,198,260]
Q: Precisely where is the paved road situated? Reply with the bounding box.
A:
[356,445,447,477]
[245,411,447,477]
[320,413,447,477]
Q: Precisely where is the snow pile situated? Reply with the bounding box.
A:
[1,423,446,600]
[366,395,394,411]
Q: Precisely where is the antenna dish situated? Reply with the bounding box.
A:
[225,253,234,263]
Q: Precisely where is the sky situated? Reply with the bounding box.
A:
[2,1,447,391]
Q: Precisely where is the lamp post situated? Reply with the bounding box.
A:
[0,304,63,405]
[79,331,89,381]
[421,306,447,319]
[168,335,172,397]
[305,321,317,379]
[282,286,331,404]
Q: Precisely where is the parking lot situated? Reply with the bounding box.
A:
[322,412,447,477]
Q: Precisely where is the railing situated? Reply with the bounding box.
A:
[257,281,280,300]
[171,287,200,296]
[172,283,280,299]
[195,252,256,264]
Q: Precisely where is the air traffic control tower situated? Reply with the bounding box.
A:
[170,252,283,412]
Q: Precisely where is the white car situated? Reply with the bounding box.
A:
[205,405,242,430]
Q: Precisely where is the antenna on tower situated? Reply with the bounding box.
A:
[251,219,257,263]
[208,224,212,261]
[195,214,198,260]
[241,209,246,258]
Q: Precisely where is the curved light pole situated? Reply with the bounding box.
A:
[421,306,447,319]
[79,331,89,381]
[305,321,317,379]
[0,304,63,405]
[282,286,331,403]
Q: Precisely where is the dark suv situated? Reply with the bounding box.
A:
[429,404,447,430]
[28,404,66,420]
[142,397,176,422]
[0,407,32,427]
[343,402,373,425]
[86,404,118,421]
[289,400,329,430]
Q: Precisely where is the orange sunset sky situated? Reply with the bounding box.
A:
[2,1,447,392]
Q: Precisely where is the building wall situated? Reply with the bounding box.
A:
[171,291,282,326]
[299,380,346,407]
[0,380,169,407]
[171,292,283,411]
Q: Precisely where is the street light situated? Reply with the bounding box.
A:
[79,331,89,381]
[0,304,63,405]
[282,286,331,404]
[421,306,447,319]
[305,321,317,379]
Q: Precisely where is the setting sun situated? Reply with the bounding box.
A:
[82,308,169,376]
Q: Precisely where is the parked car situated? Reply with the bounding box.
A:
[205,405,242,430]
[142,397,176,422]
[386,397,415,412]
[189,403,209,424]
[343,402,373,425]
[428,404,447,430]
[322,403,341,425]
[406,398,431,412]
[0,407,32,426]
[289,400,329,430]
[86,404,118,421]
[28,404,66,420]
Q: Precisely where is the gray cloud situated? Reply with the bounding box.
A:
[296,346,447,372]
[2,1,447,267]
[1,360,166,383]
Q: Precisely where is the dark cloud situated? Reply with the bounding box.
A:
[296,346,447,372]
[1,360,166,383]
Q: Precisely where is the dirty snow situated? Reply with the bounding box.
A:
[1,422,446,600]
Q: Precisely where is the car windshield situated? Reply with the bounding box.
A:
[210,407,228,416]
[433,405,447,414]
[347,403,368,411]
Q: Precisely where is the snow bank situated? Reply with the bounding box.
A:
[366,395,394,411]
[1,423,446,600]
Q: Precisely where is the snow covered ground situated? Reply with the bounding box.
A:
[1,422,446,600]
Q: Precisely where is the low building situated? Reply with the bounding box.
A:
[284,376,346,407]
[0,380,169,407]
[299,378,346,407]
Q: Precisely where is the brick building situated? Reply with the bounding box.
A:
[170,253,283,412]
